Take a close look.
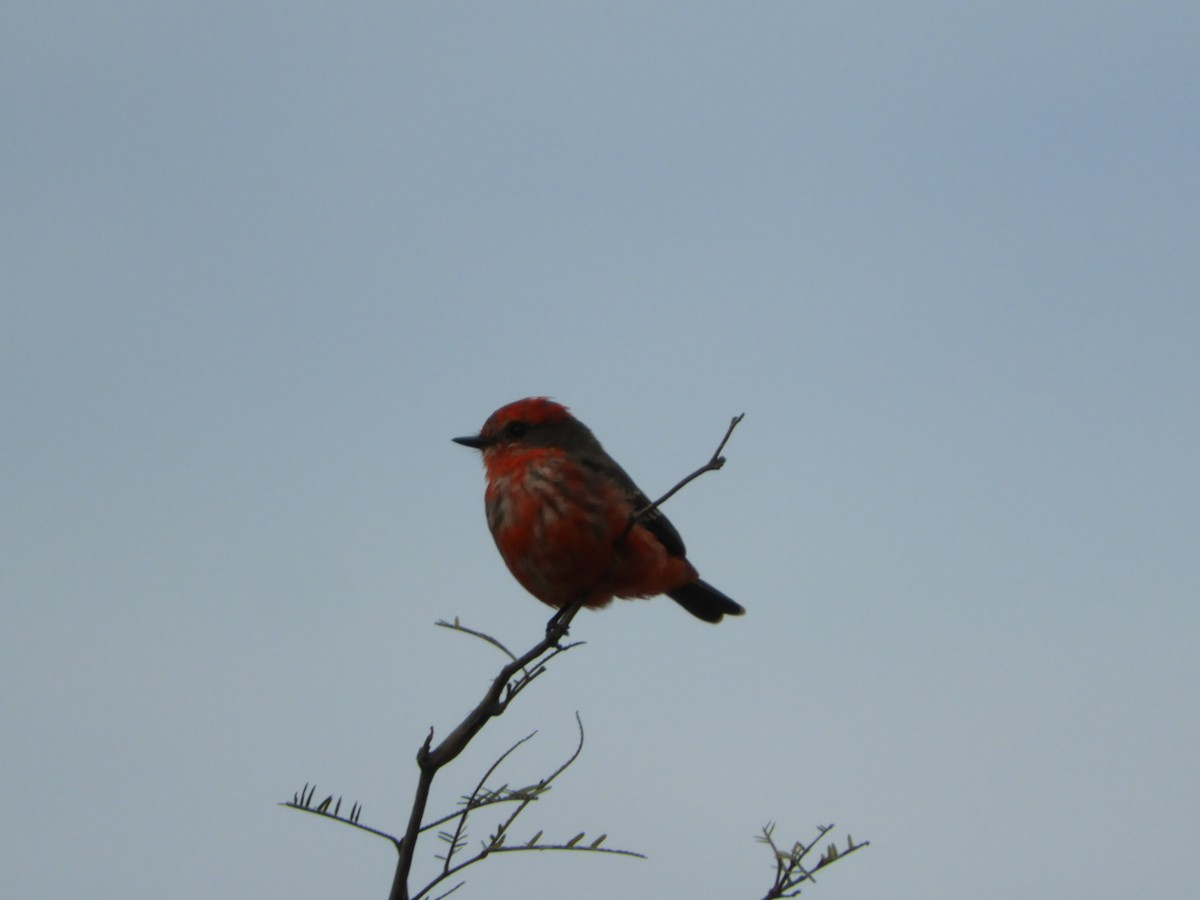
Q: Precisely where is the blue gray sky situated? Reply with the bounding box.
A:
[3,4,1197,898]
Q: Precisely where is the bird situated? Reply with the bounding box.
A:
[453,397,744,623]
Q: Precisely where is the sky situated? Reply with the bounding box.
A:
[3,3,1197,898]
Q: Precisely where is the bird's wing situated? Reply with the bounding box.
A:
[580,454,688,559]
[629,489,688,558]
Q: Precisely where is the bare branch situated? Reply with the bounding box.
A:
[280,788,397,846]
[619,413,744,545]
[635,413,743,518]
[438,731,539,874]
[435,618,517,662]
[757,822,870,899]
[486,841,645,859]
[389,597,589,900]
[411,713,643,899]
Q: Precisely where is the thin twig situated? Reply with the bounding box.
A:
[413,714,643,899]
[417,789,541,836]
[486,843,645,859]
[482,712,585,855]
[757,823,870,900]
[435,618,518,662]
[635,413,743,518]
[619,413,744,544]
[418,716,588,895]
[280,800,397,845]
[440,732,539,873]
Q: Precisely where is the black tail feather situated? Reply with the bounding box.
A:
[666,579,745,623]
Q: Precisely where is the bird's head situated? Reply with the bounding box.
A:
[453,397,582,454]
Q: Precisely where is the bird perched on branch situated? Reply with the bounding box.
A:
[453,397,744,623]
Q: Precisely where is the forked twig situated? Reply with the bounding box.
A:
[389,597,589,900]
[620,413,744,544]
[415,713,644,899]
[757,822,870,899]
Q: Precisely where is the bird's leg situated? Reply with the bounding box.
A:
[545,595,587,643]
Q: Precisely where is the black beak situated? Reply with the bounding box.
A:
[452,434,489,449]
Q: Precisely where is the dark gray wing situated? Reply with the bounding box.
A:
[579,452,688,559]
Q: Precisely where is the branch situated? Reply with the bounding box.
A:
[620,412,744,544]
[756,822,870,899]
[389,597,589,900]
[436,731,540,876]
[413,713,643,899]
[435,617,517,663]
[280,785,395,842]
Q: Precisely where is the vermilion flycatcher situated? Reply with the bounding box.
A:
[453,397,744,623]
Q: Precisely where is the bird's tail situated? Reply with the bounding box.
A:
[667,579,745,623]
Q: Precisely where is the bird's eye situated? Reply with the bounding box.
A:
[503,421,530,439]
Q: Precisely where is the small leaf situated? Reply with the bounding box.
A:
[527,831,543,847]
[589,834,607,849]
[566,832,585,848]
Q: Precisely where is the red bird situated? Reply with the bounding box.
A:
[453,397,744,623]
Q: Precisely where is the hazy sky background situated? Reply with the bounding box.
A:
[3,4,1197,899]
